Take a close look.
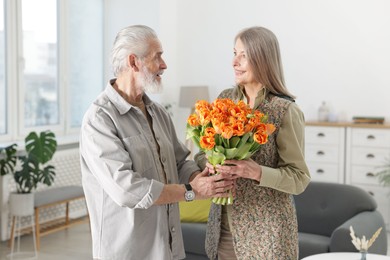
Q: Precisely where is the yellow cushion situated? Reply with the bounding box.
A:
[179,199,212,223]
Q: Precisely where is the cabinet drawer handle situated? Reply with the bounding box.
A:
[366,135,375,140]
[366,154,375,159]
[366,172,375,177]
[368,191,374,196]
[316,169,324,174]
[317,151,325,156]
[317,133,325,138]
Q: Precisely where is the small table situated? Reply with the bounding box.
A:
[302,252,390,260]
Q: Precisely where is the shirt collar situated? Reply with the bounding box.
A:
[105,79,154,115]
[238,85,267,109]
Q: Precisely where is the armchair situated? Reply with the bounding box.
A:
[180,182,388,259]
[295,182,388,259]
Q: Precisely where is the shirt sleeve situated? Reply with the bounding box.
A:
[170,118,201,184]
[260,102,311,195]
[80,109,164,210]
[152,101,201,185]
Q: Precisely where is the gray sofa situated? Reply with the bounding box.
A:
[181,182,388,259]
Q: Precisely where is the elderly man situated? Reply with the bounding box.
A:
[80,25,233,260]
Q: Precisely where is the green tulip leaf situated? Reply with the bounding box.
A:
[214,145,225,154]
[207,150,226,166]
[229,136,241,148]
[225,148,238,159]
[235,143,252,160]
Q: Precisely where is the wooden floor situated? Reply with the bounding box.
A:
[0,223,92,260]
[0,223,389,259]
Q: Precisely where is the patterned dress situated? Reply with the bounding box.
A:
[205,88,299,260]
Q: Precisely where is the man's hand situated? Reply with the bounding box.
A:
[190,167,235,200]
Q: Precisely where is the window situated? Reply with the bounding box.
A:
[0,0,103,141]
[68,0,104,128]
[21,0,58,127]
[0,0,5,134]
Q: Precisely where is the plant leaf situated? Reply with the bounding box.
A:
[13,130,57,193]
[14,156,38,193]
[39,165,56,186]
[25,130,57,164]
[0,144,17,176]
[375,158,390,187]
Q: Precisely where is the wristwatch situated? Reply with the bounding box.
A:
[184,184,195,202]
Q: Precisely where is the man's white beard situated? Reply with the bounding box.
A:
[139,66,163,94]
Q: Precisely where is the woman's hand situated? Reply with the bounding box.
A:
[214,159,262,182]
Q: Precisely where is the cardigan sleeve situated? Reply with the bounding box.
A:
[259,102,311,195]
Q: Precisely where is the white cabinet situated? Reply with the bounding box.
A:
[305,123,390,229]
[305,126,345,183]
[346,127,390,229]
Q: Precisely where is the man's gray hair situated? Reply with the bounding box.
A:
[110,25,157,76]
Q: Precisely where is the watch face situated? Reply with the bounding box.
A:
[185,190,195,201]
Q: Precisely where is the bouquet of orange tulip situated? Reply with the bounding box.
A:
[186,98,275,205]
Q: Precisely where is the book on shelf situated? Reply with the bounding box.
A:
[352,116,385,124]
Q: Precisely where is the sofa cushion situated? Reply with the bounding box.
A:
[181,222,207,256]
[179,199,211,223]
[34,185,84,207]
[184,253,209,260]
[298,232,330,259]
[294,182,377,237]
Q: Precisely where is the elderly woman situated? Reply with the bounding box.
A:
[195,26,311,259]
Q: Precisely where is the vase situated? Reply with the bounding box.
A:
[360,250,367,260]
[8,192,37,259]
[9,192,34,216]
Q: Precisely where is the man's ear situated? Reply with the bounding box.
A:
[128,54,140,72]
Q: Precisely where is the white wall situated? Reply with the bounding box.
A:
[105,0,390,141]
[103,0,160,86]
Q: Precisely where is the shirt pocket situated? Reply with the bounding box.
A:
[121,135,154,174]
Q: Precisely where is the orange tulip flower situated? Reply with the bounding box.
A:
[199,135,215,150]
[187,114,200,127]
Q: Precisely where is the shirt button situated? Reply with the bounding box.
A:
[162,157,166,162]
[171,227,176,233]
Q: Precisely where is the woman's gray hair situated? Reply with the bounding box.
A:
[110,25,157,76]
[235,26,295,99]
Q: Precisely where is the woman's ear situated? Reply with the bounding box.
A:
[128,54,140,72]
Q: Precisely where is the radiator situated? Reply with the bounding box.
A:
[0,148,87,241]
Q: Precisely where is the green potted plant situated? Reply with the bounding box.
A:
[377,160,390,187]
[0,130,57,216]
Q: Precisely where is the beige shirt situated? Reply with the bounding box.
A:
[80,80,200,260]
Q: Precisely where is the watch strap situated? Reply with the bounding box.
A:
[184,183,192,191]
